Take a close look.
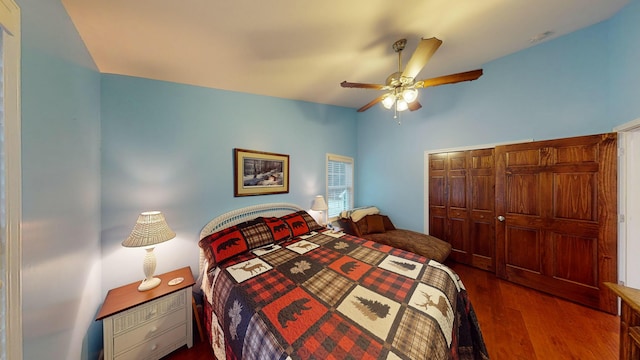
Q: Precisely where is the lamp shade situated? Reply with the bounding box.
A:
[311,195,328,211]
[122,211,176,248]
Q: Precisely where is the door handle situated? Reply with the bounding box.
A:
[497,215,505,222]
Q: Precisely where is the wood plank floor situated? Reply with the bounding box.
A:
[165,262,620,359]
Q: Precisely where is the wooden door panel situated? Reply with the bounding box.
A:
[553,233,598,287]
[506,174,540,216]
[496,133,617,314]
[553,173,597,221]
[556,143,598,164]
[471,174,493,211]
[505,148,542,166]
[429,175,446,207]
[448,216,468,262]
[470,219,494,271]
[429,213,447,241]
[449,152,467,170]
[449,175,467,208]
[505,226,541,272]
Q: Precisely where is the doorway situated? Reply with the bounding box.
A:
[0,1,22,359]
[615,118,640,289]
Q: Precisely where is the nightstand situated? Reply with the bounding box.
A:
[605,282,640,360]
[96,266,195,360]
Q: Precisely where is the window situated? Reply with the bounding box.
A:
[326,154,354,220]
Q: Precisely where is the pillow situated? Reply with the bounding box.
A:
[263,217,292,242]
[366,214,386,234]
[347,206,380,222]
[280,210,323,237]
[198,217,275,268]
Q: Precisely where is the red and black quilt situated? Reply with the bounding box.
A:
[202,231,489,360]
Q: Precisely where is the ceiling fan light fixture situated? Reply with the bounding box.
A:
[382,94,396,109]
[402,88,418,103]
[396,99,409,112]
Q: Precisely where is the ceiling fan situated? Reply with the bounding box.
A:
[341,37,483,115]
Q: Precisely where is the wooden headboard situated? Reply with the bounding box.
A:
[198,203,304,274]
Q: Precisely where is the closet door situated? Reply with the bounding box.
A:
[447,151,470,264]
[429,152,470,263]
[429,150,494,268]
[428,153,448,244]
[469,149,495,271]
[495,133,618,314]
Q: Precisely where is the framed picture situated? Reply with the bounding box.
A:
[234,148,290,196]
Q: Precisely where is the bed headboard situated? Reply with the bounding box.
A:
[198,202,304,274]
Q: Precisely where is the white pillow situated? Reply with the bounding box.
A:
[349,206,380,222]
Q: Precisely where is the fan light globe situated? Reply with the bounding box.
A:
[381,94,396,109]
[396,99,409,112]
[402,88,418,103]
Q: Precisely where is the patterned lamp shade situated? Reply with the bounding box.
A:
[311,195,328,211]
[122,211,176,248]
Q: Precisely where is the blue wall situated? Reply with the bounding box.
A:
[610,0,640,124]
[357,2,640,232]
[99,75,357,292]
[18,0,102,358]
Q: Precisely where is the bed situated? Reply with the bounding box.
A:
[198,203,488,360]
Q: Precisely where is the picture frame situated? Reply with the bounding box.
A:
[234,148,290,197]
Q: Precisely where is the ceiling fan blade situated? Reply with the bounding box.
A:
[341,81,385,90]
[357,94,386,112]
[417,69,483,88]
[408,101,422,111]
[401,37,443,80]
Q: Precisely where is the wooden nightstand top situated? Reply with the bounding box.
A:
[96,266,195,320]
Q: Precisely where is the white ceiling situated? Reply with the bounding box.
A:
[61,0,628,110]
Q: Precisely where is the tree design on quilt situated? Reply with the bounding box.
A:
[389,260,416,272]
[228,301,243,340]
[353,296,390,321]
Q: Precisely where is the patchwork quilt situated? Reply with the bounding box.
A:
[202,231,489,360]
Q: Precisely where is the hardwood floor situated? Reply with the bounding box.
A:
[165,262,620,359]
[449,262,619,360]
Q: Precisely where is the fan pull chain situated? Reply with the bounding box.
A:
[394,103,401,124]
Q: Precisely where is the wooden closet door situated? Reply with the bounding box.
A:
[469,149,495,271]
[430,150,495,268]
[428,153,448,243]
[429,152,471,264]
[447,151,470,264]
[495,133,618,314]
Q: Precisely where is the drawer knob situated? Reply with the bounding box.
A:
[150,326,158,333]
[151,344,158,351]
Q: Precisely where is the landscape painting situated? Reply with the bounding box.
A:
[234,148,289,196]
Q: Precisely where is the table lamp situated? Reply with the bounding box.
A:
[122,211,176,291]
[311,195,328,226]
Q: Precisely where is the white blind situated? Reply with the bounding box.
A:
[327,154,353,219]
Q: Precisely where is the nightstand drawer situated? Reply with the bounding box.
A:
[115,323,187,360]
[112,290,186,335]
[113,307,185,353]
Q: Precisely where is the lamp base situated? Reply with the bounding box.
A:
[137,277,161,291]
